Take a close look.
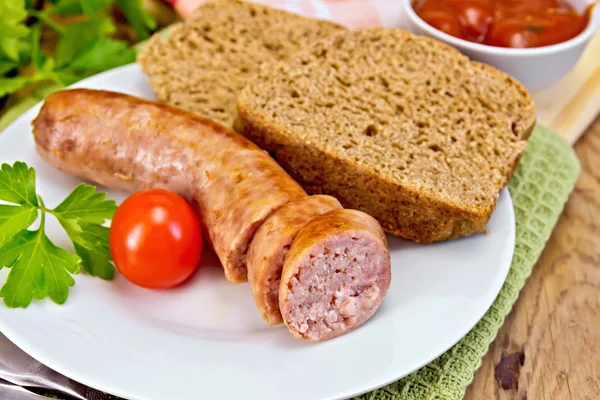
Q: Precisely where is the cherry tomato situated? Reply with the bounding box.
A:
[109,189,203,289]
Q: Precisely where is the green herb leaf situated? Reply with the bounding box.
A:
[30,23,44,70]
[79,0,115,16]
[54,16,116,67]
[0,1,28,25]
[60,219,114,280]
[116,0,156,40]
[49,183,116,281]
[525,25,544,33]
[51,0,115,16]
[0,162,117,308]
[0,205,37,247]
[0,0,30,60]
[53,70,81,86]
[0,162,39,207]
[0,76,33,97]
[17,37,33,64]
[0,59,18,75]
[0,228,81,308]
[28,9,65,34]
[40,58,57,75]
[76,222,113,279]
[0,38,20,62]
[64,38,136,73]
[52,183,117,223]
[25,0,40,9]
[0,26,57,96]
[49,0,82,16]
[0,67,56,97]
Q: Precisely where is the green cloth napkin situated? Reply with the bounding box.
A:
[358,125,580,400]
[0,94,580,400]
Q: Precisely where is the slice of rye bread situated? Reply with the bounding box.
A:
[236,28,537,243]
[137,0,344,127]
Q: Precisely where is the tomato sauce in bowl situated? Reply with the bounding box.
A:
[412,0,594,48]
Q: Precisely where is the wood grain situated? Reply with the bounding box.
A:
[464,116,600,400]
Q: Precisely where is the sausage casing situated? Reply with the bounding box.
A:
[247,195,342,325]
[32,89,307,282]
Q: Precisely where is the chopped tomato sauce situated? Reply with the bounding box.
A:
[413,0,593,48]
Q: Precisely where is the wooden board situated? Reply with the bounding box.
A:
[534,31,600,145]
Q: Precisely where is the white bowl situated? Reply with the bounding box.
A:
[402,0,600,93]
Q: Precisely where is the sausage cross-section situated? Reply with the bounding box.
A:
[280,209,391,341]
[32,89,306,283]
[247,195,343,325]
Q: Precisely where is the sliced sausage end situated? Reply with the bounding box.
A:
[280,209,391,341]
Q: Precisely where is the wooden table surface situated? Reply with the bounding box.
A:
[464,115,600,400]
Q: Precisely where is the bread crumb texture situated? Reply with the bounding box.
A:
[237,28,536,242]
[137,0,344,127]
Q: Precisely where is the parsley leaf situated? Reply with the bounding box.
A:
[0,24,60,97]
[0,228,81,308]
[52,183,117,280]
[79,0,115,17]
[116,0,156,40]
[53,70,80,86]
[0,162,117,308]
[0,205,37,247]
[0,76,34,98]
[50,0,84,16]
[52,183,117,223]
[64,38,136,73]
[76,222,113,279]
[52,0,115,17]
[1,0,147,103]
[60,219,114,279]
[30,23,44,70]
[0,0,30,60]
[0,59,18,75]
[0,162,38,206]
[54,16,116,67]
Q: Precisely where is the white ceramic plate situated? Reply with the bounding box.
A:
[0,64,515,400]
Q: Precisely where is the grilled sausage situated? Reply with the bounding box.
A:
[32,89,307,283]
[247,195,342,325]
[32,89,393,341]
[280,209,391,341]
